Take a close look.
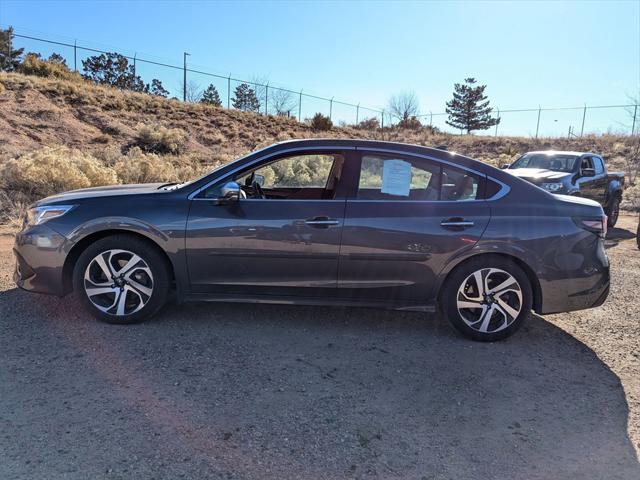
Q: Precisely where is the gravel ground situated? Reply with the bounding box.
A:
[1,215,639,480]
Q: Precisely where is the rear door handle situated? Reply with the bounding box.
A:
[441,217,475,229]
[305,216,340,228]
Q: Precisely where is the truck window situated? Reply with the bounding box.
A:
[593,157,605,175]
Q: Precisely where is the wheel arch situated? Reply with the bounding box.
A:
[62,229,176,296]
[437,252,543,314]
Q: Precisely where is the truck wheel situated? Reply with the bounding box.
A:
[606,197,620,228]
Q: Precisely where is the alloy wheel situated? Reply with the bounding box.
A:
[83,249,154,316]
[456,268,523,334]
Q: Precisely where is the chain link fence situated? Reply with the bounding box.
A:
[8,30,639,138]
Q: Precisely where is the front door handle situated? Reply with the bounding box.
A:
[305,216,340,228]
[441,217,475,229]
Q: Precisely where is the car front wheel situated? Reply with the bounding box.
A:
[72,235,170,324]
[441,256,532,341]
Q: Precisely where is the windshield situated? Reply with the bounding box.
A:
[511,153,578,172]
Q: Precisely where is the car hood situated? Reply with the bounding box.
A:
[36,183,168,205]
[506,168,572,183]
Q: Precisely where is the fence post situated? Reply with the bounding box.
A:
[329,97,334,121]
[632,105,637,136]
[494,108,500,136]
[581,104,587,136]
[73,40,77,72]
[182,52,189,102]
[535,106,541,139]
[298,90,303,120]
[356,103,360,125]
[430,110,433,128]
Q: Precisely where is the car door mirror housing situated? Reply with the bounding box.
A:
[500,163,511,169]
[217,181,241,204]
[253,174,265,187]
[581,168,596,177]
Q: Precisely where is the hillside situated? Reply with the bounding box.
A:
[0,72,638,223]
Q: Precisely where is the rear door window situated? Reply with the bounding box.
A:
[356,154,482,201]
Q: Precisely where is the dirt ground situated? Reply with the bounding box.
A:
[1,215,639,480]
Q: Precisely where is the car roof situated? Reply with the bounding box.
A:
[523,150,597,157]
[272,138,487,171]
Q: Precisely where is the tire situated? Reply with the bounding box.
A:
[606,197,620,228]
[72,234,170,324]
[440,255,533,342]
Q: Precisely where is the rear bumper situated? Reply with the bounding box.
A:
[13,224,71,296]
[537,237,610,315]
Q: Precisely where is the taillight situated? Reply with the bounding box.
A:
[575,216,607,238]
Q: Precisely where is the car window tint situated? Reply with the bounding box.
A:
[357,155,440,200]
[441,166,480,201]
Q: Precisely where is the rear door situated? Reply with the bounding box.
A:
[337,151,491,305]
[186,149,350,298]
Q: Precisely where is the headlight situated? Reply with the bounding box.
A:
[541,182,564,192]
[24,205,75,227]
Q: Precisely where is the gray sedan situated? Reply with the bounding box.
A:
[13,139,610,341]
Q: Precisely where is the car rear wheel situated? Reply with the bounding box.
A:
[441,256,532,341]
[72,235,170,324]
[606,197,620,228]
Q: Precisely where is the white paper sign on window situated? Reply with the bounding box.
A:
[381,159,412,197]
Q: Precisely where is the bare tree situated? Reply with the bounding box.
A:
[250,74,269,113]
[177,79,203,102]
[388,91,420,122]
[270,88,296,116]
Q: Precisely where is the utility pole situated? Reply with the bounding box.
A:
[183,52,190,102]
[298,89,303,120]
[73,40,77,72]
[535,106,541,139]
[580,104,587,137]
[133,52,136,79]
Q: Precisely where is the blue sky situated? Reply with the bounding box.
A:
[1,0,639,136]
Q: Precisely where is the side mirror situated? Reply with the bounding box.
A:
[581,168,596,177]
[253,174,265,187]
[500,163,511,169]
[217,181,241,204]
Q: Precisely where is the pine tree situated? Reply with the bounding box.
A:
[0,27,25,72]
[232,83,260,112]
[148,79,169,97]
[201,84,222,106]
[82,52,145,92]
[445,78,499,134]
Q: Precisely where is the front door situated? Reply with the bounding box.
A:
[337,152,491,305]
[186,150,348,297]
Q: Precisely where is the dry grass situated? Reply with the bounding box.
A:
[0,71,638,222]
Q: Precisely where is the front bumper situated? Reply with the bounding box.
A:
[13,224,72,296]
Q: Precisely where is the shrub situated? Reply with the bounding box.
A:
[356,117,380,130]
[133,123,186,154]
[18,53,82,81]
[397,116,422,130]
[113,148,205,184]
[0,147,117,197]
[310,113,332,131]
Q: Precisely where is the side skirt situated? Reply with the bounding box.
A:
[182,292,436,313]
